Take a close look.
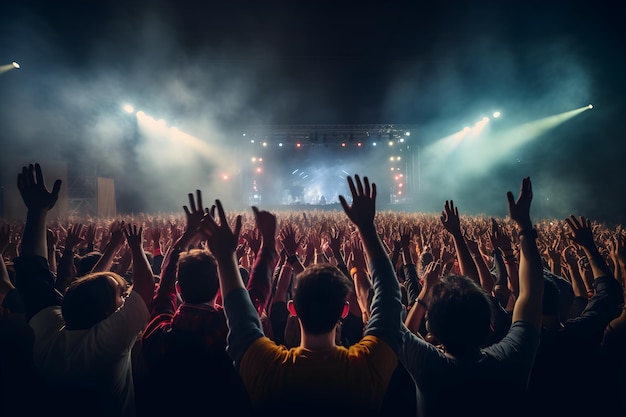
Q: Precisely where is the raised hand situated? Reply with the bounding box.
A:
[421,260,443,295]
[251,206,277,246]
[279,224,304,256]
[242,228,262,257]
[348,236,368,272]
[200,199,242,260]
[65,224,85,252]
[122,223,144,250]
[506,177,533,230]
[440,200,462,235]
[329,227,345,259]
[17,163,62,211]
[84,224,97,247]
[183,189,207,233]
[338,175,376,231]
[564,215,595,249]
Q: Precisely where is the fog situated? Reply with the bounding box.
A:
[0,1,624,223]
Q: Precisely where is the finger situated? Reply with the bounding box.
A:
[346,176,357,199]
[354,174,364,196]
[196,190,203,213]
[371,182,377,201]
[363,176,371,197]
[51,180,62,198]
[183,206,191,217]
[215,200,227,226]
[188,193,197,213]
[339,195,350,214]
[34,163,44,186]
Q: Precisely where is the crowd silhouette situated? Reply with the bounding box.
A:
[1,163,624,417]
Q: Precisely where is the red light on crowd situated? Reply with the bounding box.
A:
[341,143,346,147]
[357,142,362,147]
[296,143,302,148]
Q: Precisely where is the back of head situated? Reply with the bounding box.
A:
[176,249,219,304]
[293,263,351,335]
[62,272,126,330]
[427,274,493,358]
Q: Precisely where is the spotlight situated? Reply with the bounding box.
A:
[588,104,593,109]
[279,143,283,147]
[388,141,394,146]
[123,104,134,113]
[12,61,20,69]
[493,111,501,118]
[405,131,410,136]
[372,142,377,146]
[262,142,267,147]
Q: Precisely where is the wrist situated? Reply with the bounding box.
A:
[287,254,299,265]
[518,228,537,239]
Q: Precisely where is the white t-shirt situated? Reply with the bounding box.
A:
[29,291,150,417]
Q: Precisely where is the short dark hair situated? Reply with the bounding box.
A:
[62,272,126,330]
[293,263,352,335]
[176,249,220,304]
[427,274,493,358]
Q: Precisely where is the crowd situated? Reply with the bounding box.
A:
[0,163,624,417]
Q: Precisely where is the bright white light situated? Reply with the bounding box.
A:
[493,111,501,118]
[390,157,395,161]
[588,104,593,109]
[279,143,283,147]
[243,133,246,136]
[399,138,405,143]
[136,110,146,118]
[262,142,267,147]
[250,139,255,143]
[12,61,20,69]
[372,142,377,146]
[251,157,257,162]
[123,104,134,113]
[397,156,401,161]
[388,141,394,146]
[405,131,410,136]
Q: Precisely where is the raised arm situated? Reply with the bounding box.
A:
[246,206,279,316]
[339,175,402,350]
[17,164,62,259]
[91,220,125,273]
[507,177,544,332]
[123,224,155,309]
[440,200,480,285]
[14,163,64,320]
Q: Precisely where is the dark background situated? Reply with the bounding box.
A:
[0,0,624,223]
